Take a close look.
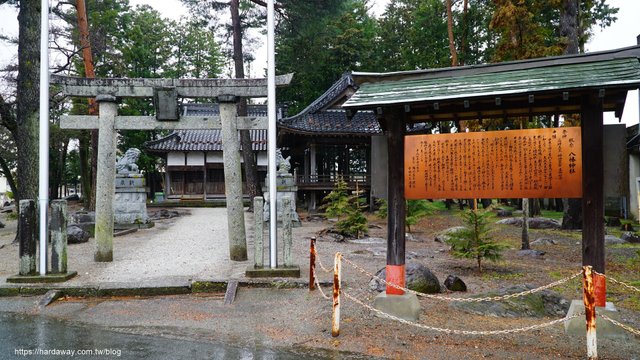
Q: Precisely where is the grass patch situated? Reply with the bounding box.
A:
[424,200,449,212]
[540,210,563,220]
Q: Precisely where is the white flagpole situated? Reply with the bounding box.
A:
[267,0,277,268]
[38,0,50,276]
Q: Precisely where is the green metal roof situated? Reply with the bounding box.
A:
[342,57,640,108]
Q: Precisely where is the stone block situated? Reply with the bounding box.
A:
[115,177,145,188]
[373,292,421,321]
[245,266,301,278]
[564,300,629,339]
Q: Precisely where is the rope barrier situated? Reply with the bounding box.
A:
[599,314,640,337]
[314,248,334,274]
[342,290,581,336]
[593,271,640,295]
[312,266,332,300]
[342,255,582,302]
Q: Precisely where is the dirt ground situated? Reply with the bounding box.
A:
[1,203,639,359]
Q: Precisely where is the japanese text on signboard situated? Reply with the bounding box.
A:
[405,127,582,199]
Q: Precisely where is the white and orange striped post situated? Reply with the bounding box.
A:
[583,265,598,359]
[332,252,342,337]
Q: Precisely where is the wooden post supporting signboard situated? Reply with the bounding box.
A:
[581,93,606,307]
[385,108,406,295]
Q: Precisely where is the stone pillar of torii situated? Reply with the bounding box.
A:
[52,74,293,263]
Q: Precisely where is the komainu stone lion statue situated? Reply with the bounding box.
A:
[276,148,291,174]
[116,148,141,174]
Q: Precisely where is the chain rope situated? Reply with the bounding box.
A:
[342,290,581,335]
[341,256,582,302]
[593,271,640,295]
[599,314,640,337]
[312,266,332,300]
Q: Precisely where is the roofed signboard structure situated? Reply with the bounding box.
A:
[342,45,640,306]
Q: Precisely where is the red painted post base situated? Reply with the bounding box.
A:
[385,264,405,295]
[594,272,606,307]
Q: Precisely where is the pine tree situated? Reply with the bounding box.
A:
[446,210,508,272]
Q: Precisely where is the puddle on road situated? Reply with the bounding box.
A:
[0,312,374,359]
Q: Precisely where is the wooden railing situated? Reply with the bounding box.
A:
[296,174,370,188]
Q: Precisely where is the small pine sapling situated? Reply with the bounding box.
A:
[322,176,349,221]
[445,209,508,272]
[406,200,431,232]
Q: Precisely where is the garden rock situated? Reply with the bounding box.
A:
[434,226,466,243]
[348,237,385,245]
[531,238,558,245]
[444,275,467,292]
[605,235,627,245]
[72,211,95,224]
[149,209,180,220]
[451,284,570,318]
[621,232,640,244]
[67,225,90,244]
[65,194,80,201]
[496,210,513,217]
[496,217,561,229]
[0,220,4,229]
[517,249,546,258]
[369,262,441,294]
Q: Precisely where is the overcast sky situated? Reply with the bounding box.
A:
[0,0,638,124]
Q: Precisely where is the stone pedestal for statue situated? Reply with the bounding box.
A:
[114,174,151,229]
[113,148,152,230]
[263,173,301,227]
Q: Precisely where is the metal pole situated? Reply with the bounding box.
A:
[267,0,277,269]
[38,0,50,276]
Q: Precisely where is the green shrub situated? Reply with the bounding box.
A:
[406,200,431,232]
[322,176,368,238]
[375,198,431,232]
[375,198,387,219]
[446,209,508,272]
[323,177,349,221]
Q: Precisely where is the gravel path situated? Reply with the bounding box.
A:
[0,208,253,284]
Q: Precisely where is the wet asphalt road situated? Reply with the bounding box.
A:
[0,312,337,360]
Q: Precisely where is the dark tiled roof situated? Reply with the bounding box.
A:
[280,109,381,135]
[146,129,267,152]
[182,103,268,117]
[279,73,382,136]
[145,103,268,152]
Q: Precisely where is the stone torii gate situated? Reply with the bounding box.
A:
[52,74,293,262]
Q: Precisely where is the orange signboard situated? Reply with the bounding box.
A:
[405,127,582,199]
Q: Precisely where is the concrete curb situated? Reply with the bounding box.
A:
[0,278,333,298]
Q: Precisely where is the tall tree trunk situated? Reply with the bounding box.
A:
[446,0,458,67]
[560,0,582,229]
[76,0,98,211]
[231,0,260,211]
[79,132,91,208]
[521,198,530,249]
[459,0,469,65]
[15,0,41,244]
[560,0,579,55]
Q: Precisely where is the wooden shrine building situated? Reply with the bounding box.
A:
[278,74,387,210]
[146,104,269,201]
